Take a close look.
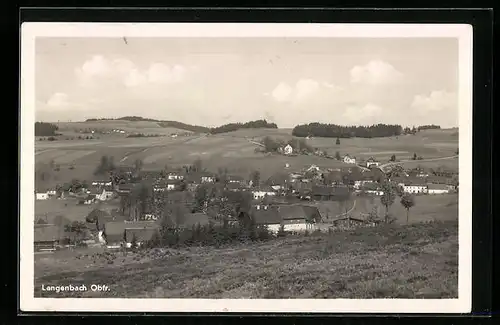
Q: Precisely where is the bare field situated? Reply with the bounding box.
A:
[34,219,458,299]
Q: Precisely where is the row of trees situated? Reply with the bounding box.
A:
[210,119,278,135]
[417,124,441,130]
[35,122,59,136]
[379,181,416,224]
[292,123,403,139]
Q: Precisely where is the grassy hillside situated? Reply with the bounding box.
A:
[35,219,458,298]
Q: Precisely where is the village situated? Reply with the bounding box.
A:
[34,150,459,253]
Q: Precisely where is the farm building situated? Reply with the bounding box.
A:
[124,228,158,248]
[226,181,245,192]
[366,157,380,168]
[91,180,112,187]
[226,175,245,184]
[361,182,384,196]
[34,224,64,251]
[252,187,277,200]
[283,144,293,155]
[427,183,449,194]
[36,192,49,200]
[167,171,185,181]
[343,154,356,164]
[403,181,428,194]
[116,183,137,195]
[103,221,159,248]
[311,185,350,201]
[265,172,290,189]
[238,204,321,234]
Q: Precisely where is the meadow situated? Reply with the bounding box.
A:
[34,219,458,299]
[34,123,459,190]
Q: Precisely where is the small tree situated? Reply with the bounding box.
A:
[413,153,417,160]
[336,137,340,145]
[335,151,341,161]
[390,154,396,162]
[400,193,415,224]
[250,170,260,188]
[380,182,396,223]
[130,233,138,249]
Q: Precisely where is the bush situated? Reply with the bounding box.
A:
[47,136,56,141]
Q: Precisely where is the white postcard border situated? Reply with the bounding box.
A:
[20,22,473,313]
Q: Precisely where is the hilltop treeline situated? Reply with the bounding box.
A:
[417,124,441,130]
[35,122,59,136]
[85,116,210,133]
[292,123,403,138]
[210,120,278,134]
[157,121,210,133]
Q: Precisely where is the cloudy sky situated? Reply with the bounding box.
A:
[35,37,458,128]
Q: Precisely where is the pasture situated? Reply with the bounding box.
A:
[34,219,458,298]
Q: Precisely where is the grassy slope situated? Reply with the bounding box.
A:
[35,219,458,299]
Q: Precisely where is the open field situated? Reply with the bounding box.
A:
[56,120,191,136]
[34,219,458,298]
[35,126,459,189]
[35,199,120,223]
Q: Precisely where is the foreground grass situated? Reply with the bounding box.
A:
[34,220,457,299]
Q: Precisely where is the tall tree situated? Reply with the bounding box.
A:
[390,154,396,162]
[400,193,416,224]
[250,170,260,188]
[335,151,341,160]
[193,158,203,172]
[380,182,396,223]
[134,159,143,173]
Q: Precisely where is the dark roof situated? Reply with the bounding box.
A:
[125,228,158,242]
[226,182,243,190]
[427,183,448,190]
[138,170,165,179]
[265,172,290,186]
[34,225,62,242]
[249,206,282,225]
[104,221,159,243]
[227,175,245,182]
[87,208,109,221]
[277,205,321,222]
[312,185,349,196]
[403,178,427,186]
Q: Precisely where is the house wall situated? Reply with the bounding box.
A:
[266,222,312,234]
[403,186,428,194]
[36,193,49,200]
[428,189,449,194]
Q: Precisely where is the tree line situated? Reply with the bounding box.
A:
[35,122,59,136]
[417,124,441,130]
[209,119,278,135]
[292,123,403,138]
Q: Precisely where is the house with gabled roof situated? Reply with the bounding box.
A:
[103,220,160,248]
[427,183,449,194]
[343,154,356,164]
[366,157,380,168]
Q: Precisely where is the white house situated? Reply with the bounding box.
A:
[47,189,57,197]
[366,157,380,168]
[427,184,449,194]
[252,189,277,200]
[343,155,356,164]
[167,172,184,180]
[92,180,112,186]
[403,183,428,194]
[36,192,49,200]
[283,144,293,155]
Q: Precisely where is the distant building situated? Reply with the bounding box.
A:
[403,180,428,194]
[427,183,449,194]
[36,192,49,200]
[283,144,293,155]
[343,155,356,164]
[252,187,277,200]
[366,157,380,168]
[34,224,62,251]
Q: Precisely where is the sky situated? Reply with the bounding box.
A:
[35,37,459,128]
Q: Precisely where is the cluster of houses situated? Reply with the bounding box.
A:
[33,162,458,251]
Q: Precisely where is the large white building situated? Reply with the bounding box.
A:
[403,183,428,194]
[427,184,449,194]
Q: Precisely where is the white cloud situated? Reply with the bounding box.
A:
[411,90,457,113]
[350,60,403,85]
[46,92,69,107]
[75,55,191,88]
[271,82,293,102]
[342,103,384,123]
[269,79,342,103]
